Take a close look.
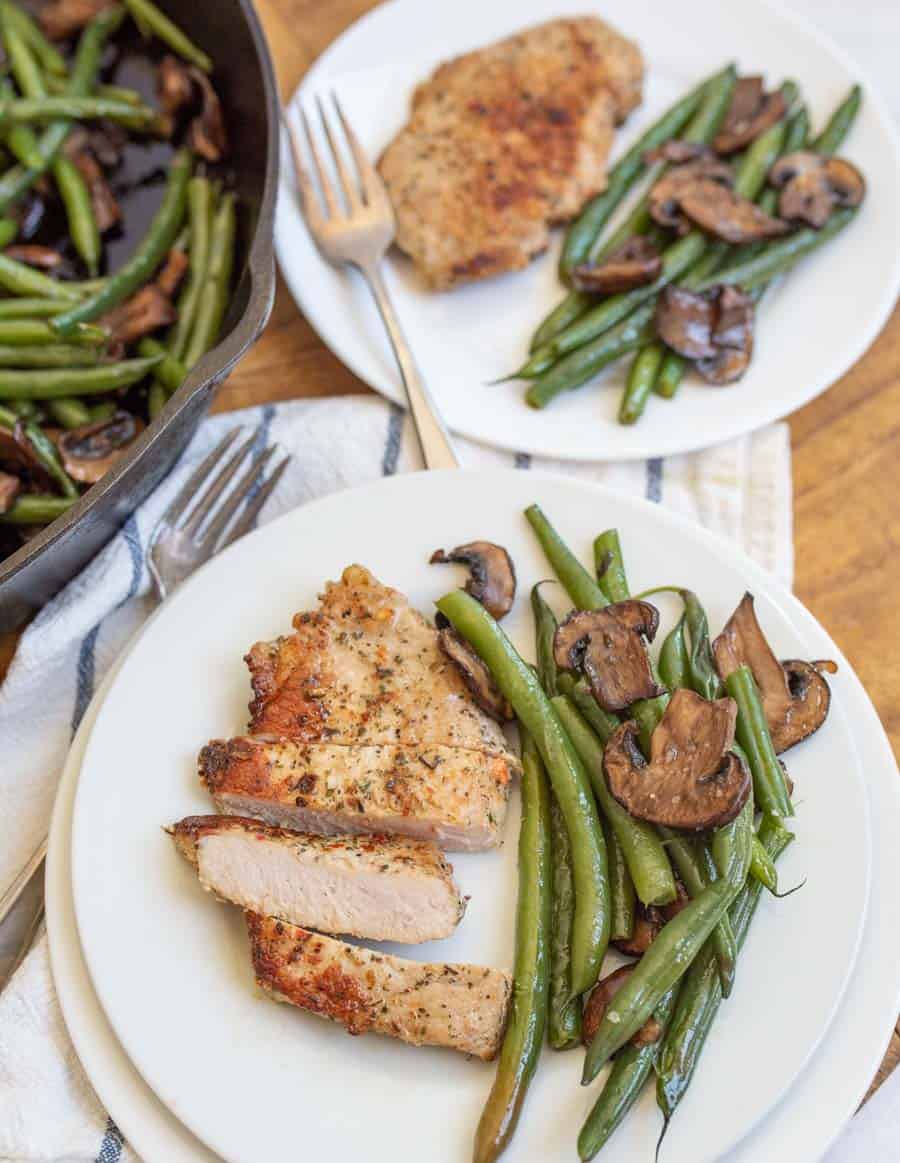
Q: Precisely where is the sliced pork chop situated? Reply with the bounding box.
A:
[170,815,465,943]
[247,912,511,1059]
[378,17,643,289]
[199,737,510,851]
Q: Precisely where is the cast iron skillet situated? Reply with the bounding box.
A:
[0,0,279,630]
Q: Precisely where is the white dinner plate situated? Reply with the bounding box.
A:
[69,469,879,1162]
[274,0,900,462]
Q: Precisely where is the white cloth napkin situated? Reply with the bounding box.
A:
[0,395,797,1161]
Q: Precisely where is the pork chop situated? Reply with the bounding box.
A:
[247,912,511,1059]
[171,815,465,943]
[378,17,643,290]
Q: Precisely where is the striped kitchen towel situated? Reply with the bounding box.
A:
[0,395,791,1161]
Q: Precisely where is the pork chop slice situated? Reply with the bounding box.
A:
[170,815,465,943]
[199,737,512,852]
[378,17,643,289]
[247,912,511,1059]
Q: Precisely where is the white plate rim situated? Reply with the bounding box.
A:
[274,0,900,463]
[63,467,892,1162]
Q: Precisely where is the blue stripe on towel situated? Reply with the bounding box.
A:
[95,1117,124,1162]
[382,404,404,475]
[71,624,100,735]
[646,458,663,503]
[514,452,532,469]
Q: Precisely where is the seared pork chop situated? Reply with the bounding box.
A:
[171,815,465,942]
[378,17,643,289]
[247,912,511,1059]
[199,738,510,851]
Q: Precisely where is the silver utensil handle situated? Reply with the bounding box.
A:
[0,838,46,928]
[362,262,459,471]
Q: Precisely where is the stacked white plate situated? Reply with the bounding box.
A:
[48,469,900,1162]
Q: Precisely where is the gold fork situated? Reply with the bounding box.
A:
[283,94,458,471]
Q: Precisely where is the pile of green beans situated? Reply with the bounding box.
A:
[512,73,864,427]
[467,506,810,1159]
[0,2,238,538]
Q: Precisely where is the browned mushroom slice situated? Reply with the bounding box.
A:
[553,601,664,714]
[430,541,516,620]
[713,77,787,155]
[648,156,734,233]
[156,246,189,298]
[678,182,789,244]
[643,141,713,165]
[0,471,21,514]
[611,901,662,956]
[437,627,513,721]
[4,245,63,270]
[158,55,194,117]
[583,965,664,1048]
[99,285,177,350]
[655,285,718,359]
[604,688,750,831]
[570,237,662,295]
[713,592,832,752]
[57,412,144,485]
[187,69,229,163]
[0,426,54,490]
[39,0,115,39]
[71,150,122,234]
[769,151,866,228]
[696,285,755,384]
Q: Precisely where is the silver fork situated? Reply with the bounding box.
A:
[0,428,289,986]
[283,95,458,472]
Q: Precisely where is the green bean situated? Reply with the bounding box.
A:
[139,337,186,392]
[0,298,69,319]
[525,503,607,611]
[581,797,752,1082]
[567,676,621,748]
[553,697,677,908]
[474,729,550,1163]
[0,343,101,367]
[593,529,630,604]
[559,71,716,275]
[0,320,104,346]
[147,379,166,420]
[54,155,101,276]
[1,3,67,77]
[21,420,78,498]
[436,589,609,997]
[88,399,117,422]
[525,300,656,408]
[531,581,560,698]
[577,986,678,1161]
[123,0,212,72]
[0,493,77,523]
[658,614,690,691]
[656,816,794,1134]
[7,399,37,419]
[45,75,145,106]
[46,398,91,429]
[725,665,793,818]
[0,7,45,99]
[750,833,778,893]
[547,793,583,1050]
[169,177,214,359]
[52,149,192,336]
[812,84,861,154]
[0,403,15,426]
[0,354,161,399]
[0,254,85,300]
[603,817,636,942]
[619,341,664,425]
[3,118,44,171]
[183,192,235,368]
[0,95,156,128]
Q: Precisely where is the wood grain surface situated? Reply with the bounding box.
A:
[1,0,898,1099]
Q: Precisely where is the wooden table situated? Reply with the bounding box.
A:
[2,0,899,1101]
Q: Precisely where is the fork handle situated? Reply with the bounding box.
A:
[361,262,459,471]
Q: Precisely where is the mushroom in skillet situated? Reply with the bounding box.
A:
[712,592,832,752]
[57,412,145,485]
[604,688,750,830]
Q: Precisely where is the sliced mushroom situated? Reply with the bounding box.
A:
[713,592,832,752]
[430,541,516,620]
[187,69,229,163]
[713,77,786,155]
[158,55,194,117]
[656,285,718,359]
[71,149,122,234]
[39,0,115,39]
[58,412,144,485]
[583,965,663,1048]
[552,601,665,713]
[156,246,189,298]
[656,284,755,384]
[604,688,750,831]
[649,155,734,233]
[437,628,513,721]
[611,882,690,956]
[0,470,21,514]
[769,151,866,228]
[99,284,177,350]
[644,141,712,165]
[570,237,662,294]
[0,426,53,490]
[677,182,789,244]
[4,245,63,270]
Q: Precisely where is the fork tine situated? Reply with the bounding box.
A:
[300,104,339,218]
[331,92,387,208]
[317,95,361,211]
[155,428,242,531]
[222,454,290,548]
[283,109,325,227]
[195,444,279,556]
[180,429,258,538]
